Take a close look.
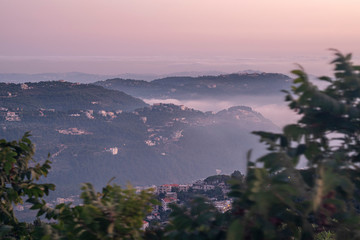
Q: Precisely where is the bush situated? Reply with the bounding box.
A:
[227,51,360,239]
[36,183,157,240]
[0,132,54,239]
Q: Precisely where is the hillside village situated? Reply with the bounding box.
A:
[15,172,240,229]
[0,81,275,216]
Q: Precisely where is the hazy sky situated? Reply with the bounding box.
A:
[1,0,360,74]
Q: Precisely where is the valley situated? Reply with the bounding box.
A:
[0,74,286,197]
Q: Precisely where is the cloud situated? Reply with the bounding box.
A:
[143,97,299,128]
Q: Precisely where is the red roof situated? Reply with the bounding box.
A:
[162,197,176,203]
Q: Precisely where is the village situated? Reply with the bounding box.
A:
[138,175,233,229]
[14,172,239,229]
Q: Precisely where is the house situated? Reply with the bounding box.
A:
[109,147,118,155]
[135,185,157,194]
[214,200,231,213]
[5,112,20,121]
[141,221,149,230]
[157,184,179,194]
[178,184,190,192]
[165,192,177,199]
[161,197,177,211]
[192,180,204,190]
[203,184,215,191]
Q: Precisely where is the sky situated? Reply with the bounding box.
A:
[1,0,360,75]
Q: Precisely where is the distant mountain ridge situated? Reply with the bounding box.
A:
[0,81,276,196]
[0,71,227,83]
[94,72,291,100]
[0,70,272,83]
[0,72,155,83]
[0,81,147,112]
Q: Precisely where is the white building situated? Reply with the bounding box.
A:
[157,184,179,194]
[178,184,190,192]
[142,221,149,230]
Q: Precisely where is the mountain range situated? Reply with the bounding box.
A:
[94,72,291,100]
[0,71,228,83]
[0,80,278,197]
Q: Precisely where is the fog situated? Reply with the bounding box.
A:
[143,95,300,128]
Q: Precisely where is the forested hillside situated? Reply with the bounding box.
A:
[0,81,147,111]
[0,82,276,196]
[94,72,291,99]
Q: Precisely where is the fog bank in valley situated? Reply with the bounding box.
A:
[143,95,299,128]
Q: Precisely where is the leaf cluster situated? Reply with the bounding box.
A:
[226,50,360,239]
[34,183,157,240]
[0,132,55,239]
[160,51,360,240]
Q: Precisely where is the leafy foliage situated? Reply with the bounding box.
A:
[0,132,55,239]
[35,183,157,240]
[165,197,229,240]
[226,50,360,239]
[156,51,360,240]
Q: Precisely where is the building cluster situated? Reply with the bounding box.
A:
[5,111,20,121]
[139,178,231,227]
[57,127,91,135]
[14,177,231,231]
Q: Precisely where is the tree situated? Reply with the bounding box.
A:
[0,132,55,239]
[144,51,360,240]
[164,197,229,240]
[35,183,157,240]
[227,51,360,239]
[0,133,158,240]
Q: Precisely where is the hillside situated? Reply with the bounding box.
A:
[0,81,147,112]
[0,101,276,197]
[0,71,239,83]
[94,72,291,99]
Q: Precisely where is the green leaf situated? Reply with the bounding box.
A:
[227,220,244,240]
[283,124,305,141]
[0,225,13,236]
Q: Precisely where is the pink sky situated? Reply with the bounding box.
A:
[1,0,360,74]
